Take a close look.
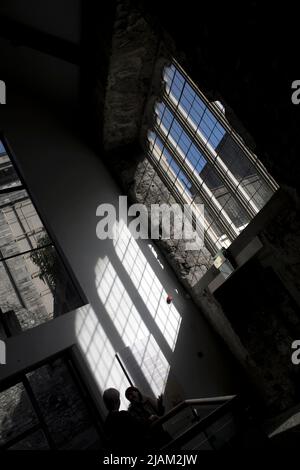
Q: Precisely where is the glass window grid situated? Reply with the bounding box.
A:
[153,121,241,240]
[147,62,278,255]
[164,79,268,217]
[0,140,84,333]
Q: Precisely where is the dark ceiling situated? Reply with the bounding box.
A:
[135,0,300,192]
[0,0,299,192]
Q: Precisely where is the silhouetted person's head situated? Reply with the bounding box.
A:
[103,388,120,412]
[125,386,142,403]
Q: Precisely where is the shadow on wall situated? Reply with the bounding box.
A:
[74,208,241,413]
[0,92,241,425]
[75,215,182,411]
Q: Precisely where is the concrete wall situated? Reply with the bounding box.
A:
[0,87,240,414]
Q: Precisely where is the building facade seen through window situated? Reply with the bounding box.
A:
[0,139,84,338]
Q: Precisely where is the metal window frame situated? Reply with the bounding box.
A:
[162,94,259,218]
[147,60,279,255]
[0,132,88,307]
[147,146,221,254]
[172,59,279,193]
[0,349,104,450]
[153,125,239,241]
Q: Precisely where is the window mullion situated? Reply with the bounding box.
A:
[146,147,218,254]
[153,124,238,242]
[163,93,258,219]
[172,59,279,193]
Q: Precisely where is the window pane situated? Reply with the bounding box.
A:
[8,429,50,450]
[0,139,84,334]
[26,358,101,449]
[148,62,278,277]
[0,190,47,257]
[0,383,38,446]
[215,133,274,210]
[0,149,22,191]
[0,248,83,333]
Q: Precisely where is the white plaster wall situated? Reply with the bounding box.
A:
[0,87,240,414]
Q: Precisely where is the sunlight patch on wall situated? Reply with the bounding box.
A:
[113,221,182,350]
[94,256,170,397]
[75,304,130,410]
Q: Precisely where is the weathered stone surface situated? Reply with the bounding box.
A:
[213,248,300,415]
[130,157,214,284]
[100,0,300,417]
[260,195,300,308]
[103,0,159,150]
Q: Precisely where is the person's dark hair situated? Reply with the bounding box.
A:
[125,386,142,401]
[103,388,120,411]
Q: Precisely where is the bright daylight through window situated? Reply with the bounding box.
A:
[0,139,84,336]
[147,61,279,256]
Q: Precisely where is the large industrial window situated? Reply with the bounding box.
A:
[0,138,85,337]
[0,352,103,450]
[146,61,278,255]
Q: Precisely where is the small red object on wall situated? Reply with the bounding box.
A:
[166,294,173,304]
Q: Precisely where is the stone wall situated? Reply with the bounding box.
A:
[103,0,160,151]
[99,0,300,416]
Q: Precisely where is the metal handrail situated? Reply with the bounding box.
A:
[152,394,236,428]
[160,395,239,451]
